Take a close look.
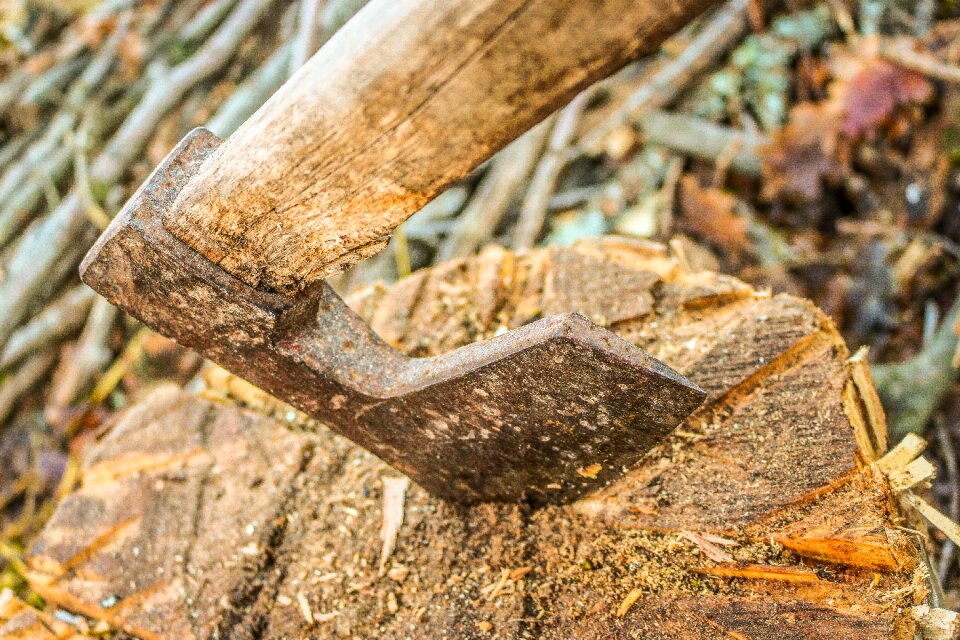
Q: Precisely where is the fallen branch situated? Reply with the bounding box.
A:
[934,417,959,584]
[43,298,118,426]
[0,0,275,347]
[438,120,550,260]
[0,286,95,371]
[0,352,56,426]
[0,16,127,247]
[638,110,767,175]
[207,44,291,138]
[577,0,751,154]
[881,39,960,84]
[290,0,322,75]
[512,91,591,250]
[872,294,960,441]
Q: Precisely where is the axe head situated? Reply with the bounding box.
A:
[80,128,705,505]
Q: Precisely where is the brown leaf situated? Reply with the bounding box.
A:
[760,102,845,203]
[762,36,934,203]
[840,59,933,137]
[678,176,750,259]
[76,14,118,48]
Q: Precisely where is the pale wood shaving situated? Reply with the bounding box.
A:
[848,347,889,454]
[904,493,960,548]
[876,433,927,475]
[296,591,313,625]
[888,457,936,492]
[699,563,821,583]
[378,476,410,576]
[481,569,510,601]
[680,530,735,563]
[616,588,643,617]
[912,604,960,640]
[698,532,739,547]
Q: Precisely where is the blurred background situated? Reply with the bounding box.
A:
[0,0,958,614]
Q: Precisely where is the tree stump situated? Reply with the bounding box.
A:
[24,238,931,639]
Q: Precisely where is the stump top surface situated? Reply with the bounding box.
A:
[27,239,924,639]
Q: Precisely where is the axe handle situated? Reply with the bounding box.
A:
[166,0,715,294]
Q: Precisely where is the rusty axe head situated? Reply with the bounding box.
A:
[78,0,721,504]
[81,128,704,505]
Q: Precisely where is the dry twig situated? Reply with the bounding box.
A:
[438,121,550,260]
[512,91,591,251]
[578,0,752,153]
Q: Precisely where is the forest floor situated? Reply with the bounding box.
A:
[0,0,959,625]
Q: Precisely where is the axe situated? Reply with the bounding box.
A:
[80,0,712,504]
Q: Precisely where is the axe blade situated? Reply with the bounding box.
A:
[81,128,705,504]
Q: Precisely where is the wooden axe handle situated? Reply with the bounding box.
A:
[166,0,715,294]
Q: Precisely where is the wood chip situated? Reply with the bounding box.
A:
[387,565,409,583]
[912,604,960,640]
[378,476,410,576]
[481,569,510,601]
[699,563,821,583]
[847,348,888,454]
[576,463,602,479]
[876,433,927,475]
[509,566,533,581]
[616,588,643,617]
[904,493,960,547]
[888,456,935,492]
[477,620,493,632]
[296,591,314,625]
[680,530,735,563]
[697,532,739,547]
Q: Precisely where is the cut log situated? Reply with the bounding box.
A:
[26,238,930,639]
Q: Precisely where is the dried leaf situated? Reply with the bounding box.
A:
[761,102,844,203]
[678,176,750,259]
[76,14,118,48]
[762,35,934,203]
[839,59,933,137]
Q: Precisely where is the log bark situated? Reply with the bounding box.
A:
[164,0,716,294]
[26,238,928,639]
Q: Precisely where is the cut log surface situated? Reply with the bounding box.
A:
[26,238,927,639]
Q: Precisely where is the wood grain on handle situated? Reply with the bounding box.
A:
[166,0,716,294]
